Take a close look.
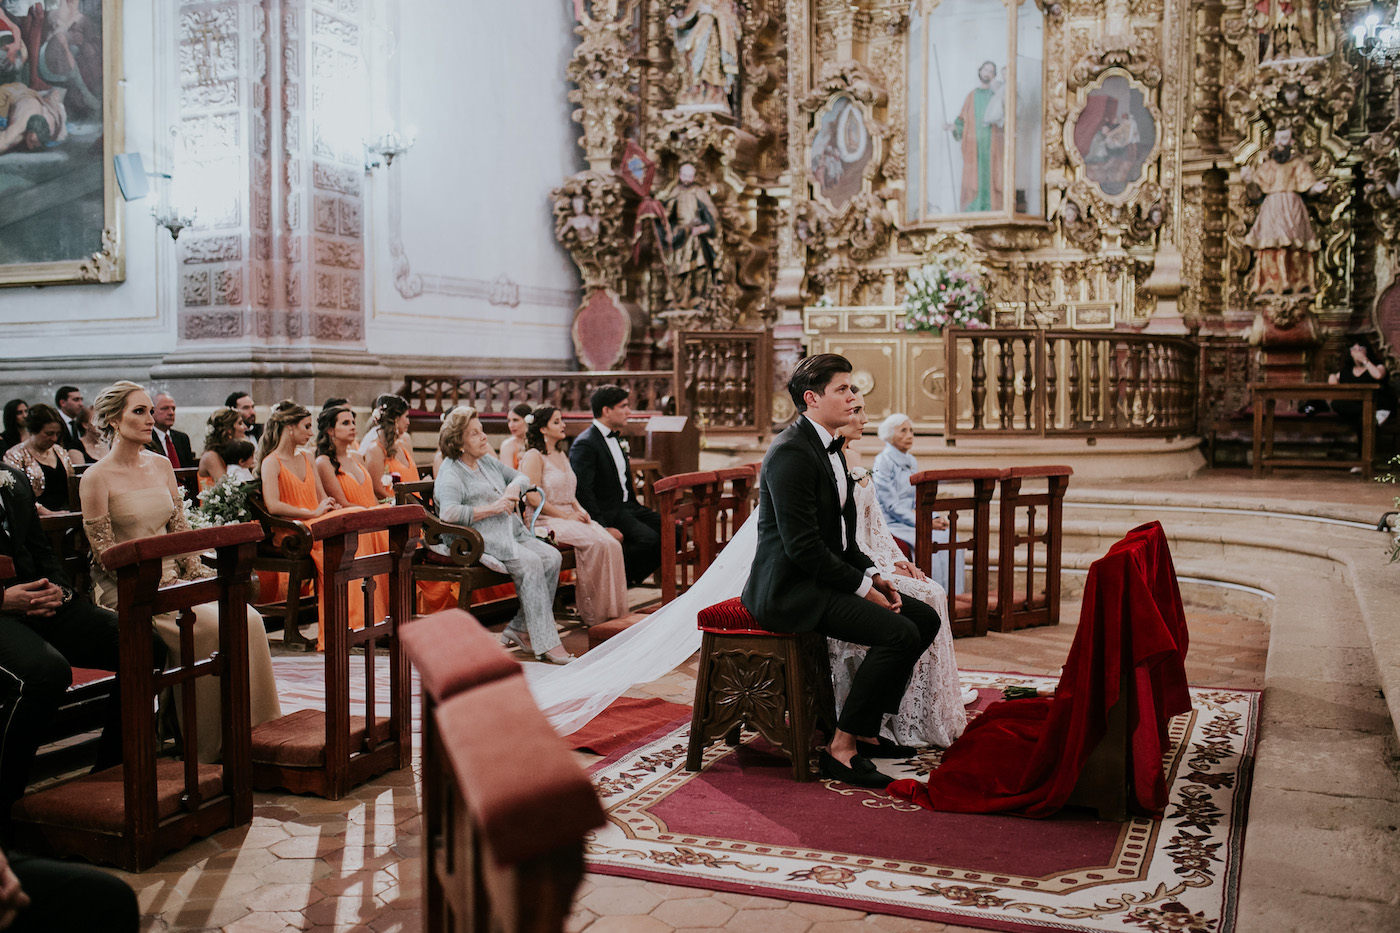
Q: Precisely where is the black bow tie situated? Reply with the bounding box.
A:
[604,430,617,440]
[826,436,844,454]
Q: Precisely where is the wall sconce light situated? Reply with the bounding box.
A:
[364,131,415,173]
[152,204,196,241]
[1352,6,1400,65]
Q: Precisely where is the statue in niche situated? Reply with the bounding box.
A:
[946,61,1005,212]
[1252,0,1328,63]
[666,0,741,115]
[1242,127,1327,297]
[564,194,601,243]
[571,0,620,24]
[660,162,722,309]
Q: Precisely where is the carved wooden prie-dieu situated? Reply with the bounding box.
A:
[552,0,1400,399]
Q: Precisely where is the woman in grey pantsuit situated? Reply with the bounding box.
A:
[435,407,573,664]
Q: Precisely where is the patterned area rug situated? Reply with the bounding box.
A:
[584,672,1259,933]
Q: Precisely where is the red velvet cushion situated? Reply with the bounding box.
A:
[68,667,115,690]
[696,597,776,635]
[12,760,225,833]
[249,708,391,768]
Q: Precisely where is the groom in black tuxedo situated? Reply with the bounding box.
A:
[570,385,662,586]
[742,354,941,788]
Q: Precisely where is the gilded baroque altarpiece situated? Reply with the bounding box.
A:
[554,0,1400,424]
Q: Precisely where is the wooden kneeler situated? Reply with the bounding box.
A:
[10,523,265,872]
[250,504,424,800]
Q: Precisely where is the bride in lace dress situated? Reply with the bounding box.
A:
[828,400,970,747]
[526,397,970,749]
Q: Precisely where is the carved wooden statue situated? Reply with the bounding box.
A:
[666,0,741,114]
[661,162,723,309]
[1242,127,1326,297]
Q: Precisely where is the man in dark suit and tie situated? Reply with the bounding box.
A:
[741,354,941,788]
[147,393,196,469]
[569,385,662,586]
[226,391,262,443]
[0,462,123,826]
[53,386,85,458]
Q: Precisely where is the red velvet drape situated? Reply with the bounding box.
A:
[888,523,1191,817]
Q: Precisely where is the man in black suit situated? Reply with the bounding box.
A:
[147,393,196,469]
[0,462,123,826]
[570,385,662,586]
[53,386,84,457]
[226,390,262,443]
[741,354,941,788]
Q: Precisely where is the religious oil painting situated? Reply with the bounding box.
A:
[809,92,873,212]
[906,0,1043,221]
[0,0,122,286]
[1070,71,1158,200]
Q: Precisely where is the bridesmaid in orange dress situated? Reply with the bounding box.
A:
[497,402,533,472]
[316,403,391,647]
[256,402,341,610]
[363,395,457,614]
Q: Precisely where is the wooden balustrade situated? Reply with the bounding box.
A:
[944,329,1199,439]
[673,330,772,436]
[398,372,675,417]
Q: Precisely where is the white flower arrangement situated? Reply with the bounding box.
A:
[901,255,990,334]
[192,473,255,528]
[848,466,874,487]
[523,413,535,425]
[1380,455,1400,564]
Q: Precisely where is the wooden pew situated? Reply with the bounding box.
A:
[653,470,719,605]
[249,505,423,800]
[910,468,1000,638]
[991,466,1072,632]
[10,522,265,871]
[403,609,605,933]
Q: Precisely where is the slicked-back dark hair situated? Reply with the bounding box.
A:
[787,353,853,412]
[590,385,630,418]
[225,390,251,408]
[56,385,79,406]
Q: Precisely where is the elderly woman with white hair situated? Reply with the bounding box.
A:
[871,413,963,594]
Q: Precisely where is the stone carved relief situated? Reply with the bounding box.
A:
[182,236,243,264]
[182,311,243,340]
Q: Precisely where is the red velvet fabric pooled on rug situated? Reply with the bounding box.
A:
[889,532,1190,817]
[565,697,692,756]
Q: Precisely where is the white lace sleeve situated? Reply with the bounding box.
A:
[853,480,908,576]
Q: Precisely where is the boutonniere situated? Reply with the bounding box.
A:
[618,438,630,455]
[848,466,874,487]
[0,470,14,492]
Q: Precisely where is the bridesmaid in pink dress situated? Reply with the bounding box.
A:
[518,406,628,626]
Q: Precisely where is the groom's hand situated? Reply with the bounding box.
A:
[866,575,902,612]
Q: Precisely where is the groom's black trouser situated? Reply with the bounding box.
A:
[814,592,941,737]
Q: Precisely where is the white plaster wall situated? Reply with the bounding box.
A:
[363,0,583,363]
[0,0,177,361]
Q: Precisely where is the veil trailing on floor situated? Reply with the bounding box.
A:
[522,513,760,736]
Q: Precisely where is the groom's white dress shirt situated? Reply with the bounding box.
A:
[592,417,629,500]
[802,414,874,597]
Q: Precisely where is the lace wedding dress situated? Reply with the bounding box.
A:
[526,478,970,748]
[827,479,969,747]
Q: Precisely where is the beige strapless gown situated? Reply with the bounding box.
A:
[93,487,282,763]
[536,455,628,626]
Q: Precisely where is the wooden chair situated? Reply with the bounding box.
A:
[653,470,719,605]
[910,468,1000,638]
[713,463,760,550]
[249,504,423,800]
[686,597,838,783]
[10,522,265,871]
[404,609,604,933]
[991,466,1072,633]
[247,492,319,651]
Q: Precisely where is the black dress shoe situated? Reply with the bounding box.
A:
[818,751,895,789]
[855,736,918,759]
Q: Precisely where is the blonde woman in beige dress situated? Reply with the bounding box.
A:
[80,381,282,764]
[518,405,628,627]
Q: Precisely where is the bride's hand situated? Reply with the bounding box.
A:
[894,560,926,581]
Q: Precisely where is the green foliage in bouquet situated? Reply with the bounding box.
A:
[189,474,257,529]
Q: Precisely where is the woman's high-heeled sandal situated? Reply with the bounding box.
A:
[537,648,575,665]
[500,629,530,654]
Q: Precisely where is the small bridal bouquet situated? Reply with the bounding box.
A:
[848,466,874,487]
[192,474,256,528]
[900,255,990,334]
